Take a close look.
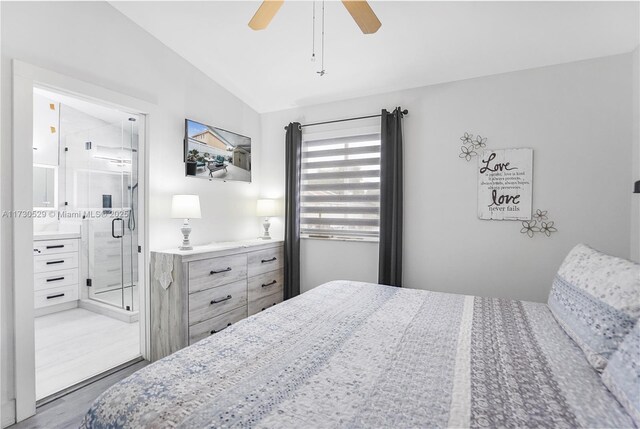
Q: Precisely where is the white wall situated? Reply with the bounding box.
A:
[261,53,636,302]
[1,2,263,424]
[631,46,640,262]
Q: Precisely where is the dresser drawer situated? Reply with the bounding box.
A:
[34,268,79,291]
[247,246,284,277]
[189,305,247,345]
[248,269,284,303]
[188,253,247,293]
[189,280,247,325]
[33,239,79,256]
[34,251,79,273]
[248,291,284,316]
[34,284,78,308]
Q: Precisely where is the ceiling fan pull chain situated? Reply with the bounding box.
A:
[311,1,316,62]
[317,0,326,77]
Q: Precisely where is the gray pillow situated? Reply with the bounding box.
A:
[601,322,640,426]
[548,244,640,371]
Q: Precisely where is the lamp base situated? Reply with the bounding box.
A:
[260,218,271,240]
[180,219,193,250]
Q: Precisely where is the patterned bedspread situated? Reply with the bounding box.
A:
[82,281,635,428]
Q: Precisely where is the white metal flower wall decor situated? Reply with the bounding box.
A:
[458,132,488,161]
[520,209,558,238]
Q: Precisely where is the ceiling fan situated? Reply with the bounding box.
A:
[248,0,382,34]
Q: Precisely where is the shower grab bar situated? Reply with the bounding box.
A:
[111,218,124,239]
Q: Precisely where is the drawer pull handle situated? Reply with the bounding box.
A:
[46,276,65,282]
[261,280,277,288]
[46,245,65,249]
[34,249,41,254]
[46,260,65,265]
[46,293,65,300]
[261,304,277,311]
[210,295,232,305]
[210,323,232,335]
[210,267,232,275]
[261,257,277,263]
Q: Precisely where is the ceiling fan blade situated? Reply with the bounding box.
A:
[341,0,381,34]
[248,0,284,31]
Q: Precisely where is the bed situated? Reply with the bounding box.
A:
[81,273,637,428]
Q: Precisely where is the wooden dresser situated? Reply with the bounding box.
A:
[149,240,284,361]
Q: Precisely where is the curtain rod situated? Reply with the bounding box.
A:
[284,109,408,130]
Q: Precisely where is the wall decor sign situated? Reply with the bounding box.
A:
[477,148,533,220]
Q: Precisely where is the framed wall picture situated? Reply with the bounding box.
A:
[477,148,533,220]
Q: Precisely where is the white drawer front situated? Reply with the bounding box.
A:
[248,269,284,303]
[189,254,247,293]
[34,252,79,273]
[189,280,248,326]
[189,306,247,345]
[34,284,78,308]
[34,268,79,291]
[33,239,79,256]
[248,291,284,317]
[247,246,284,277]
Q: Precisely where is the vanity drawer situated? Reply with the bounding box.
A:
[188,280,247,325]
[188,254,247,293]
[34,251,78,273]
[248,291,284,317]
[189,305,247,345]
[34,284,78,308]
[33,239,79,256]
[248,269,284,302]
[247,246,284,277]
[34,268,79,291]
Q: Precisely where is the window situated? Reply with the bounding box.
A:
[300,131,381,240]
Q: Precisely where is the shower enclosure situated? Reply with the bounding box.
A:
[63,111,139,311]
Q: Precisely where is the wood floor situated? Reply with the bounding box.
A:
[9,360,149,429]
[35,308,140,399]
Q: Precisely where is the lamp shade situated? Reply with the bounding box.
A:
[256,199,277,217]
[171,194,201,219]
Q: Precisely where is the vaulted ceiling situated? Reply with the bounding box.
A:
[111,1,640,113]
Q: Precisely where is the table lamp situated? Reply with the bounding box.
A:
[257,199,277,240]
[171,194,201,250]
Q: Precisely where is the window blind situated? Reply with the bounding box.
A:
[300,133,381,239]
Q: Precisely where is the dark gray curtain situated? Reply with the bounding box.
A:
[378,108,404,287]
[284,123,302,299]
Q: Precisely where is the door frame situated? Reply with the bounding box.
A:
[12,60,155,422]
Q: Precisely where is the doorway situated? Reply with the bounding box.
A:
[32,89,144,401]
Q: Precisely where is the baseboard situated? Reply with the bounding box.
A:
[34,300,78,317]
[78,299,138,323]
[2,399,16,428]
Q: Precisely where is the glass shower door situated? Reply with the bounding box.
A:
[64,113,138,311]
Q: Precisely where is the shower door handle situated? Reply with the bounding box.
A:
[111,218,124,239]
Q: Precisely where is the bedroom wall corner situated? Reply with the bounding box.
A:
[631,45,639,263]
